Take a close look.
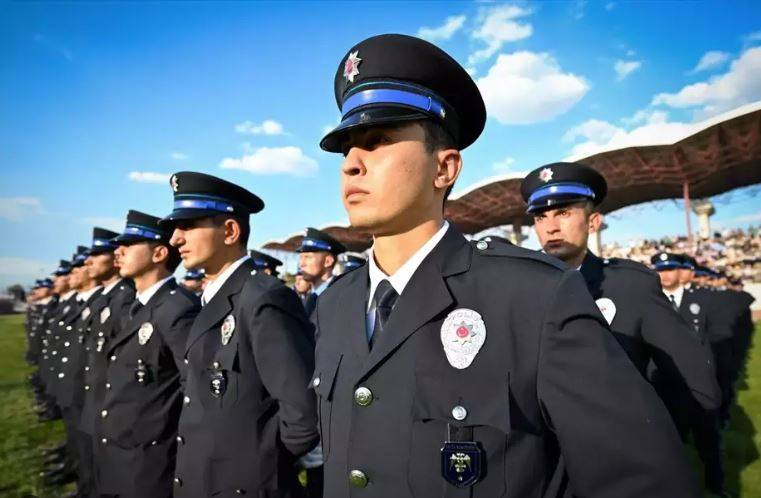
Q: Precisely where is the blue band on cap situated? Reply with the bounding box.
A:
[654,261,681,270]
[528,183,595,206]
[124,224,165,241]
[92,238,116,248]
[300,238,332,252]
[342,88,446,120]
[174,198,235,214]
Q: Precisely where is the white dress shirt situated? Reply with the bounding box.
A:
[663,285,685,309]
[102,278,123,296]
[366,221,449,338]
[201,255,251,306]
[78,285,103,303]
[136,276,174,306]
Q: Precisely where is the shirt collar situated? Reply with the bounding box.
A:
[313,276,334,296]
[367,221,449,309]
[61,290,77,301]
[78,285,103,303]
[201,255,251,306]
[136,276,173,305]
[40,296,53,305]
[663,285,685,306]
[102,278,123,295]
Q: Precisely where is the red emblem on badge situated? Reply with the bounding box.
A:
[343,51,362,83]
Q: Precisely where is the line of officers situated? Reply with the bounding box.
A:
[23,168,755,498]
[21,33,757,498]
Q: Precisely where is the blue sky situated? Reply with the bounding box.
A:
[1,1,760,286]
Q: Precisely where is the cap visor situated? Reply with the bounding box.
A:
[112,233,159,245]
[527,196,595,214]
[320,107,429,152]
[158,208,230,227]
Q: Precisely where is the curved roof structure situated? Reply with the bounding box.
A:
[263,102,761,252]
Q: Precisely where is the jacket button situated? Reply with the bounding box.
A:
[106,383,111,390]
[176,435,184,445]
[183,396,191,405]
[61,357,68,363]
[212,361,220,369]
[349,469,368,488]
[101,410,108,418]
[451,405,468,421]
[312,377,321,387]
[235,490,245,495]
[58,373,64,378]
[110,355,117,362]
[184,358,189,364]
[476,240,488,250]
[101,438,107,444]
[354,387,373,406]
[84,366,90,371]
[174,477,182,486]
[84,385,90,391]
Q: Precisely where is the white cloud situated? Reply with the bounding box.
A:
[235,119,285,136]
[492,156,516,173]
[744,30,761,47]
[477,51,589,124]
[417,15,466,42]
[81,217,124,232]
[0,197,43,222]
[219,146,318,177]
[468,5,533,66]
[563,110,699,159]
[651,47,761,118]
[614,59,642,81]
[692,51,730,73]
[170,151,188,161]
[128,171,171,184]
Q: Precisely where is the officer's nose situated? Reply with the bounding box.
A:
[169,229,184,248]
[341,147,366,177]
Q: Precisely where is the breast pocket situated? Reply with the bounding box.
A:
[310,353,342,462]
[409,371,511,498]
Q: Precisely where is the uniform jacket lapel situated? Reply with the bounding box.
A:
[357,225,471,380]
[185,259,255,354]
[579,251,605,299]
[108,280,175,353]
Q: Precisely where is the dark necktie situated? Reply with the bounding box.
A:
[668,294,678,311]
[304,292,318,316]
[369,280,399,349]
[128,300,143,320]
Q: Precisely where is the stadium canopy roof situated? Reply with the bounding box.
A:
[263,101,761,252]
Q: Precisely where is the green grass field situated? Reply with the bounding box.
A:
[0,314,760,497]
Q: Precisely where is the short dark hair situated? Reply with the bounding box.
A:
[419,119,457,201]
[149,242,182,273]
[212,214,250,248]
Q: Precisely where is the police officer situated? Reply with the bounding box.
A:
[337,253,366,274]
[77,227,136,496]
[94,210,200,497]
[250,249,284,277]
[181,268,206,296]
[163,171,318,497]
[298,228,346,317]
[312,33,700,498]
[522,163,720,407]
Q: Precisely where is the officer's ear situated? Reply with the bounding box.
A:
[587,208,603,234]
[434,148,462,195]
[151,244,170,266]
[324,253,336,269]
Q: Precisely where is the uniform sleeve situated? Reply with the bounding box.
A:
[537,270,701,498]
[160,299,200,389]
[250,286,319,457]
[640,275,721,411]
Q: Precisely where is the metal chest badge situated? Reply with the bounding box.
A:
[595,298,617,325]
[138,322,154,345]
[210,369,227,397]
[440,309,486,369]
[441,441,483,487]
[690,303,701,315]
[81,307,91,321]
[100,307,111,324]
[221,315,235,345]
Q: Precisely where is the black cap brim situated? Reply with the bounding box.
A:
[112,233,163,245]
[527,195,593,214]
[320,107,429,152]
[88,246,116,255]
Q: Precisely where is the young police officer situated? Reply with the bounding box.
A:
[163,172,318,497]
[312,34,700,498]
[94,211,199,497]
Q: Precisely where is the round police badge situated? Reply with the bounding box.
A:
[660,253,668,261]
[595,298,616,325]
[100,307,111,324]
[440,308,486,369]
[690,303,701,315]
[138,322,154,345]
[221,315,236,346]
[81,307,91,320]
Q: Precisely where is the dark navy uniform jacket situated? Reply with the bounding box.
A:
[174,258,318,498]
[313,225,700,498]
[579,252,720,410]
[94,278,199,498]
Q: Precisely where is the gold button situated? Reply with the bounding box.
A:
[354,387,373,407]
[349,469,368,488]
